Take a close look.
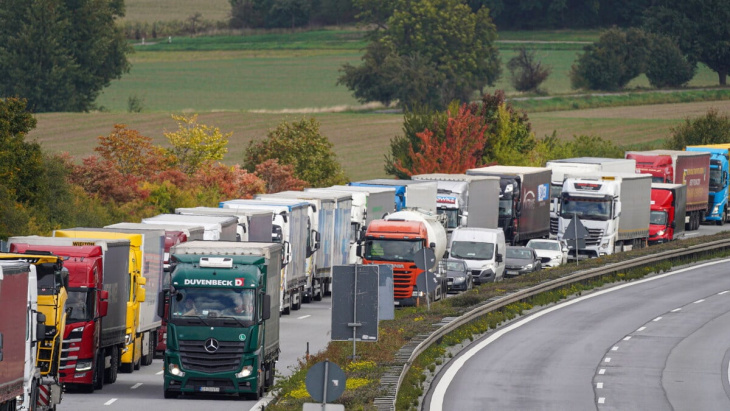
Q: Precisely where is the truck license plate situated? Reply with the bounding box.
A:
[199,386,220,393]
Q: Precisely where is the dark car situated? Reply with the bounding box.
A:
[504,246,541,277]
[443,259,472,292]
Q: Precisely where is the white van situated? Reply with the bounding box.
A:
[448,227,506,284]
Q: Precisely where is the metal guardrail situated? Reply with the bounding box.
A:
[374,237,730,410]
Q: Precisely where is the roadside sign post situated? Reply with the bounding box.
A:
[304,360,347,411]
[413,247,437,310]
[331,265,379,360]
[563,214,588,265]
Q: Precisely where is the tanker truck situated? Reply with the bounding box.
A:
[358,209,448,306]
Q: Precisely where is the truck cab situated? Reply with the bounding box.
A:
[686,145,730,224]
[649,183,686,244]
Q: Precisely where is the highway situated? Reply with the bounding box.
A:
[58,296,333,410]
[57,222,730,410]
[426,258,730,410]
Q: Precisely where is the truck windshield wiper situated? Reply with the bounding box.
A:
[181,315,212,326]
[214,315,255,327]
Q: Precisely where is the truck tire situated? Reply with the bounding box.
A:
[292,290,302,311]
[104,347,119,383]
[718,209,726,226]
[163,389,178,399]
[93,352,105,390]
[265,362,276,389]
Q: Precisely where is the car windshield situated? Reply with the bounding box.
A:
[445,260,466,271]
[363,239,423,262]
[171,288,256,322]
[527,241,561,251]
[450,241,494,260]
[507,247,533,260]
[650,210,668,226]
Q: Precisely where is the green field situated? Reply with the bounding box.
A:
[28,28,730,181]
[122,0,231,23]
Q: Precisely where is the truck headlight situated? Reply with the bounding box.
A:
[236,365,254,378]
[713,205,720,214]
[657,230,665,236]
[76,360,93,372]
[600,241,609,248]
[72,326,84,333]
[168,363,185,377]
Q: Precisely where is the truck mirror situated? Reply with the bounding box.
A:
[262,294,271,321]
[460,215,467,227]
[282,241,291,266]
[157,291,167,318]
[137,286,146,303]
[99,289,109,317]
[430,242,436,249]
[35,313,47,343]
[496,253,503,263]
[614,202,621,217]
[62,270,69,289]
[671,221,676,229]
[356,244,363,258]
[314,230,321,251]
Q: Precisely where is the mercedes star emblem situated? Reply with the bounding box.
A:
[204,338,219,353]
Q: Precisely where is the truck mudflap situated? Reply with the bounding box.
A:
[37,380,62,410]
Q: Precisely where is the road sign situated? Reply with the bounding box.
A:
[305,360,347,403]
[563,214,589,249]
[413,247,436,271]
[377,265,394,321]
[331,265,379,342]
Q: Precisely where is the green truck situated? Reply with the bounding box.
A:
[161,241,282,400]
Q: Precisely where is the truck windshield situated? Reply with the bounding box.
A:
[363,239,422,262]
[450,241,494,260]
[438,209,459,229]
[560,197,612,221]
[171,288,256,323]
[550,184,563,200]
[498,199,513,218]
[710,165,723,192]
[67,289,95,322]
[650,211,668,226]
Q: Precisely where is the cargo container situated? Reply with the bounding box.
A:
[349,179,438,212]
[174,207,273,242]
[142,214,239,241]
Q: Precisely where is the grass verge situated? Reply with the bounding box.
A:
[264,230,730,410]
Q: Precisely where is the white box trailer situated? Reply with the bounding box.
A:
[411,173,500,231]
[219,199,310,315]
[258,191,352,299]
[174,207,273,243]
[141,214,238,241]
[350,179,438,212]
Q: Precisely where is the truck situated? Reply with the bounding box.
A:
[220,199,309,315]
[8,236,130,392]
[625,150,710,231]
[649,183,687,244]
[162,241,281,400]
[685,144,730,225]
[141,214,239,241]
[349,179,438,212]
[557,173,652,259]
[54,228,163,373]
[545,158,637,236]
[466,166,551,245]
[256,191,352,301]
[306,185,395,264]
[0,260,35,411]
[358,209,448,306]
[0,253,68,411]
[174,207,273,242]
[411,173,500,232]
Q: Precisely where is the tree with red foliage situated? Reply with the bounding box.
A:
[393,104,489,176]
[192,163,266,199]
[95,124,167,177]
[254,159,308,193]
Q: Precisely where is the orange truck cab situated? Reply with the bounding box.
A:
[358,219,428,305]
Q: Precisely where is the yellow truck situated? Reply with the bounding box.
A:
[0,252,68,410]
[54,229,164,373]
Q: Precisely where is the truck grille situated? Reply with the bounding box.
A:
[392,266,417,299]
[179,340,245,373]
[59,327,84,375]
[550,217,558,236]
[585,228,603,246]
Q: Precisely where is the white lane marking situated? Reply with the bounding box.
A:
[598,397,606,404]
[599,369,606,375]
[131,383,142,389]
[298,315,311,320]
[428,259,730,411]
[597,382,604,389]
[611,346,618,351]
[156,370,164,375]
[671,308,682,312]
[653,317,662,322]
[623,336,631,341]
[694,299,705,304]
[637,326,647,332]
[105,399,118,406]
[719,291,729,295]
[604,357,611,363]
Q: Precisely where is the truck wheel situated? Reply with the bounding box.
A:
[164,389,178,399]
[265,362,276,389]
[93,353,105,390]
[718,209,726,226]
[292,290,302,311]
[105,347,119,383]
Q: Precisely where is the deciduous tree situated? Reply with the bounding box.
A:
[96,124,167,177]
[164,114,230,175]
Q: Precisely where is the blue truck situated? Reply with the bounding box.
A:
[686,145,730,225]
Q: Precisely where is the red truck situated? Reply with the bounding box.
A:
[9,237,130,393]
[0,260,31,410]
[626,150,710,231]
[649,184,687,244]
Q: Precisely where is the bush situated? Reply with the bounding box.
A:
[646,35,696,88]
[570,27,651,91]
[665,108,730,149]
[507,46,551,93]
